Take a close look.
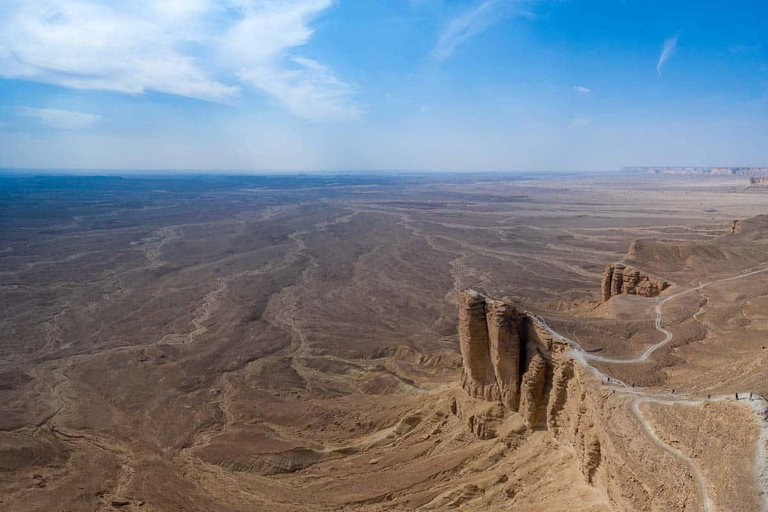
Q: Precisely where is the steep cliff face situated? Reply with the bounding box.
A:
[600,264,669,302]
[458,291,525,409]
[458,290,496,402]
[456,290,683,511]
[486,299,522,409]
[458,289,569,425]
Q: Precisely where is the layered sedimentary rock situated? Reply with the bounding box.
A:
[458,290,557,415]
[459,290,496,401]
[457,290,600,479]
[458,291,525,408]
[518,354,547,428]
[486,299,522,409]
[456,289,708,510]
[600,264,669,302]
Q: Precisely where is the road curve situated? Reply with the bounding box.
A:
[585,265,768,364]
[530,263,768,512]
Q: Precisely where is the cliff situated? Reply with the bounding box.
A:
[455,290,700,510]
[600,263,669,302]
[458,291,524,409]
[451,290,712,512]
[458,290,565,424]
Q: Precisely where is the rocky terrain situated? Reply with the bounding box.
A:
[599,263,670,302]
[2,172,768,511]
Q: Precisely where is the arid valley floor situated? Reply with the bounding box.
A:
[3,172,768,511]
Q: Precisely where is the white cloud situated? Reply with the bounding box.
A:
[239,58,362,121]
[657,33,679,79]
[569,117,591,128]
[20,107,102,130]
[573,85,591,93]
[432,0,510,61]
[0,0,358,121]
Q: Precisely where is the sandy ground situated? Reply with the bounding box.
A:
[2,172,768,510]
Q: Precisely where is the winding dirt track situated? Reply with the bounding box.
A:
[534,264,768,512]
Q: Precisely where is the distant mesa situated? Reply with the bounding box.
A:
[749,177,768,187]
[599,263,670,302]
[624,166,768,176]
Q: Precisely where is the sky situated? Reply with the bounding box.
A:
[0,0,767,172]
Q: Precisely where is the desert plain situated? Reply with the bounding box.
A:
[2,171,768,511]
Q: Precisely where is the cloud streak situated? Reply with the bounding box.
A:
[432,0,511,61]
[20,107,102,130]
[0,0,359,121]
[569,117,591,128]
[657,33,679,79]
[573,85,591,93]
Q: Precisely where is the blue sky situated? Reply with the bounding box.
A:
[0,0,766,172]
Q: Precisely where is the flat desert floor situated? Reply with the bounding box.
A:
[2,172,768,511]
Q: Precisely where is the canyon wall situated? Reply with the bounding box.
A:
[456,290,694,511]
[458,291,524,409]
[458,289,567,426]
[750,177,768,187]
[600,264,669,302]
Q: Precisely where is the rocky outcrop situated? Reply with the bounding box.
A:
[458,290,563,419]
[458,291,525,408]
[731,220,742,233]
[600,264,669,302]
[749,177,768,186]
[456,289,706,511]
[518,354,547,428]
[459,290,496,402]
[486,299,522,409]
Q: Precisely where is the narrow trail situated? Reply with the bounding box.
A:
[585,265,768,364]
[630,397,712,512]
[531,263,768,512]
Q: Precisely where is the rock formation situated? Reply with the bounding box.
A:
[458,291,525,408]
[749,177,768,186]
[731,220,742,234]
[456,290,618,506]
[600,264,669,302]
[458,290,558,418]
[486,299,522,409]
[518,354,547,428]
[455,286,720,511]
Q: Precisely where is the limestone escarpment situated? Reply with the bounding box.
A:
[458,290,562,419]
[459,291,525,409]
[600,263,669,302]
[456,290,704,511]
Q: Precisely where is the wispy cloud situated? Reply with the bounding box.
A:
[657,33,679,79]
[0,0,359,121]
[573,85,591,93]
[569,117,591,128]
[20,107,102,130]
[432,0,520,61]
[729,43,763,54]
